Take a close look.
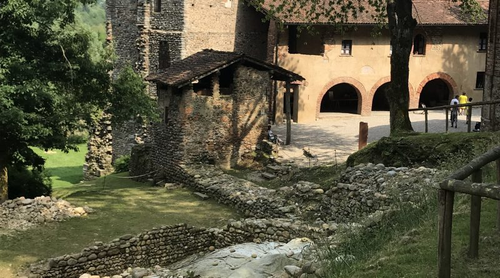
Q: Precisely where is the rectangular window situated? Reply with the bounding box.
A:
[476,72,485,89]
[479,32,487,51]
[154,0,161,12]
[341,40,352,55]
[288,26,298,54]
[158,41,170,69]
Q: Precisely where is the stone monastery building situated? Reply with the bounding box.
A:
[107,0,488,125]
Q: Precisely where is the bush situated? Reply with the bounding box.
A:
[8,165,52,199]
[114,155,130,173]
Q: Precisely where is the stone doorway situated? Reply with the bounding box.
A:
[419,79,451,107]
[320,83,360,114]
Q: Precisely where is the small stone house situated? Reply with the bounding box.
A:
[145,49,303,172]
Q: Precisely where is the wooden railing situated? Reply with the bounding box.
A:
[408,100,500,133]
[438,146,500,277]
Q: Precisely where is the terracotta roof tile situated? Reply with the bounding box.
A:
[145,49,304,87]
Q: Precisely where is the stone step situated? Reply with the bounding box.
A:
[266,165,283,173]
[193,192,209,200]
[261,172,277,180]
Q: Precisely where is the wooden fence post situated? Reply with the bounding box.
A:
[438,189,455,278]
[468,170,482,258]
[359,122,368,150]
[425,108,429,133]
[467,105,472,133]
[445,109,449,133]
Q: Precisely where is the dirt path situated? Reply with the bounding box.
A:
[272,108,482,167]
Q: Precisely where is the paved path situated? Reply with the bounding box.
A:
[272,108,482,167]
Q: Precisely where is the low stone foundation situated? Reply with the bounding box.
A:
[27,224,240,278]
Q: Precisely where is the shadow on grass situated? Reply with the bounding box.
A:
[0,173,239,276]
[45,166,84,187]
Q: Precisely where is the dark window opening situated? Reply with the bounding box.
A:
[371,83,390,111]
[288,26,298,54]
[476,72,485,89]
[419,79,451,107]
[158,41,170,69]
[413,34,426,55]
[341,40,352,55]
[164,106,169,123]
[154,0,161,12]
[479,33,488,51]
[320,83,359,114]
[193,76,213,96]
[219,67,235,95]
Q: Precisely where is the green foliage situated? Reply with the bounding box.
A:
[109,66,159,125]
[0,0,157,198]
[8,165,52,199]
[114,155,130,173]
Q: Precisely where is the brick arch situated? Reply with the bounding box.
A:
[416,72,458,101]
[316,77,367,118]
[368,76,417,110]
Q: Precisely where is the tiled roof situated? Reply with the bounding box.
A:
[145,49,304,87]
[260,0,488,25]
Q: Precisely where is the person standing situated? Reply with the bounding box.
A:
[450,95,459,128]
[458,92,468,115]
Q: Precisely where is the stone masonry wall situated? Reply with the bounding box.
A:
[84,117,114,180]
[150,65,268,175]
[27,224,238,278]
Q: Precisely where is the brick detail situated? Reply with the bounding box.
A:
[316,77,368,118]
[416,72,458,103]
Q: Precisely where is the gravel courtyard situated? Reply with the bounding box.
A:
[272,108,482,166]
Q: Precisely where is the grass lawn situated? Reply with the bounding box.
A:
[33,143,88,188]
[1,146,239,278]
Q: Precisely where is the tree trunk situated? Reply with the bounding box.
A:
[482,0,500,131]
[387,0,415,135]
[0,155,8,203]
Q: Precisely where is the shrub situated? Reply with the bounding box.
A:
[114,155,130,173]
[8,165,52,199]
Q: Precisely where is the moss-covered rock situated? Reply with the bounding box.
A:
[347,132,500,168]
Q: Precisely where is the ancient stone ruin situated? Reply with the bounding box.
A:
[27,163,440,278]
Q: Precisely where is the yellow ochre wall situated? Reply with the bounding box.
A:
[274,25,487,123]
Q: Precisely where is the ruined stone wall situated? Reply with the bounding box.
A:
[84,117,114,180]
[27,224,239,278]
[151,65,268,174]
[482,0,500,131]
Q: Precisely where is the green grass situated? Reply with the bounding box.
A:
[1,147,239,278]
[321,162,500,278]
[33,144,87,188]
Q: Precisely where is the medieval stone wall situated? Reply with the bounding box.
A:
[27,224,240,278]
[90,0,272,178]
[151,65,268,174]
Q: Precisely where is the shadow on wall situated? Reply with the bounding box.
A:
[233,1,269,60]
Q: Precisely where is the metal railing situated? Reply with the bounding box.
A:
[408,100,500,133]
[437,146,500,277]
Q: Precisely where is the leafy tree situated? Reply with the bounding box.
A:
[0,0,157,202]
[250,0,484,135]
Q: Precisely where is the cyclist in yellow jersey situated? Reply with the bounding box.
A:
[458,92,468,115]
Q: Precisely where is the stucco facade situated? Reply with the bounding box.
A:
[273,25,487,123]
